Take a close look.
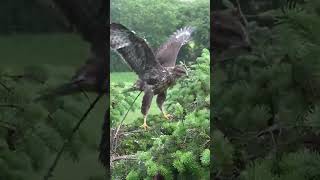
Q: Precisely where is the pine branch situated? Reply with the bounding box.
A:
[43,93,103,180]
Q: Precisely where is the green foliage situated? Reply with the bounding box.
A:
[213,0,320,179]
[0,65,96,179]
[110,82,140,127]
[200,149,210,167]
[111,49,210,179]
[241,150,320,180]
[126,170,140,180]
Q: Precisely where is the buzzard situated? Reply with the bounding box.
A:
[110,23,195,130]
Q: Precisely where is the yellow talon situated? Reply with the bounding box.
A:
[140,123,150,130]
[163,112,172,120]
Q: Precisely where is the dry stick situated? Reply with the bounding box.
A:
[111,154,137,162]
[0,81,11,92]
[43,93,103,180]
[112,91,142,152]
[235,0,248,27]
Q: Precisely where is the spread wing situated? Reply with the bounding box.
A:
[110,23,159,77]
[155,26,195,67]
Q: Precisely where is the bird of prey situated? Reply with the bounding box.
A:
[110,23,195,130]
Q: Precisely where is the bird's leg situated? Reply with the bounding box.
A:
[157,91,172,120]
[162,111,172,120]
[140,86,153,130]
[141,114,150,130]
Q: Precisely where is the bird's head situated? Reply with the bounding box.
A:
[172,64,188,79]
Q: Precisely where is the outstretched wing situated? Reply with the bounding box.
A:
[155,26,195,67]
[110,23,159,77]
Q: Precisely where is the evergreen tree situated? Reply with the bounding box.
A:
[111,49,210,179]
[213,0,320,179]
[0,65,96,180]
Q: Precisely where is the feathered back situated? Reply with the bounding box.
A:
[155,26,195,67]
[110,23,159,77]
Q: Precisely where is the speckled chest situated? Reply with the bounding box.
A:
[141,67,176,95]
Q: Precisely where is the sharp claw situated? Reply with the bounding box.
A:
[163,113,172,120]
[140,123,150,130]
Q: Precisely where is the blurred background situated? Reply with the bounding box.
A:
[0,0,106,180]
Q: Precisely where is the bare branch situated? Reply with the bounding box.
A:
[111,154,138,162]
[0,81,11,92]
[235,0,248,27]
[112,91,142,152]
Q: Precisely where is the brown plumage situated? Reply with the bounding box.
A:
[111,23,194,129]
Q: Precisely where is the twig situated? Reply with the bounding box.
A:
[0,104,24,111]
[112,91,142,152]
[75,83,91,104]
[111,154,137,162]
[235,0,248,27]
[0,81,11,92]
[2,74,24,80]
[43,93,103,180]
[120,129,145,136]
[111,154,138,168]
[0,121,16,130]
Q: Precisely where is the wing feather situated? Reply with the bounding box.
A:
[110,23,159,77]
[156,26,195,67]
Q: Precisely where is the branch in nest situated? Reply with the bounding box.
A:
[120,129,145,136]
[111,154,138,162]
[112,91,142,153]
